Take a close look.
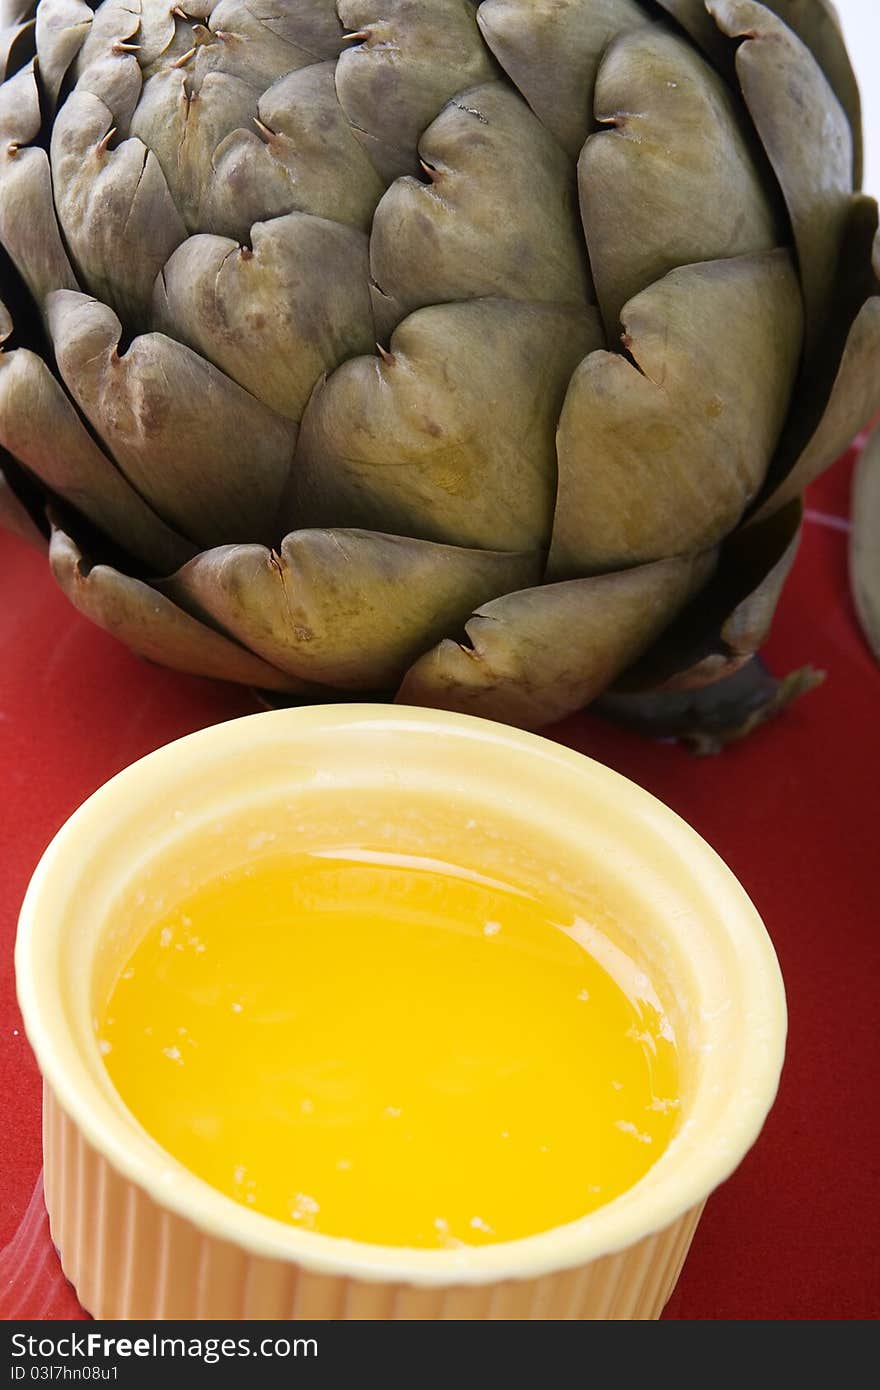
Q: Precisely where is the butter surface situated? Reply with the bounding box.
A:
[99,851,679,1247]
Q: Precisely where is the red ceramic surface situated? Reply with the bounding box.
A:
[1,446,878,1321]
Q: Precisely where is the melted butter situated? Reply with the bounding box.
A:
[99,851,679,1247]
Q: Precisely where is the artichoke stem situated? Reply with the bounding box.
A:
[597,658,825,755]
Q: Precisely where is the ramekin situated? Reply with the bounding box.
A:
[15,705,786,1320]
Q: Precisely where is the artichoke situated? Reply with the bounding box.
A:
[1,0,877,741]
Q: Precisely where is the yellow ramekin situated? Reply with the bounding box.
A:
[15,706,785,1320]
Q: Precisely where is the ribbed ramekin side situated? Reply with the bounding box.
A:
[43,1085,702,1321]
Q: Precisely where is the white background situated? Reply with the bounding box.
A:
[835,0,879,196]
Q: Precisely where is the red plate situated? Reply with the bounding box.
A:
[1,445,878,1321]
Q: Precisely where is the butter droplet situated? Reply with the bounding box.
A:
[615,1120,652,1144]
[290,1192,320,1225]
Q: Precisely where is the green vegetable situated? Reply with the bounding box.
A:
[0,0,877,740]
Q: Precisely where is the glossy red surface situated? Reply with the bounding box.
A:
[1,449,878,1321]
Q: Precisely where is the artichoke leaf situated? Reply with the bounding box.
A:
[187,0,345,91]
[0,14,32,82]
[153,213,375,422]
[707,0,852,352]
[65,0,148,135]
[129,66,258,232]
[0,294,41,549]
[199,61,385,240]
[579,25,782,335]
[475,0,651,159]
[652,1,732,69]
[762,1,862,188]
[613,500,802,692]
[752,202,880,520]
[135,0,214,73]
[163,529,541,690]
[81,0,338,92]
[368,80,593,340]
[759,300,880,520]
[550,251,803,577]
[132,4,347,223]
[47,290,297,550]
[35,0,93,108]
[0,2,37,20]
[396,552,715,729]
[229,0,342,49]
[599,658,824,754]
[49,523,305,692]
[656,0,864,178]
[0,343,194,573]
[850,427,880,665]
[1,1,35,18]
[289,297,604,554]
[71,0,139,85]
[716,507,802,661]
[0,60,45,152]
[335,0,496,183]
[0,64,78,307]
[50,88,187,326]
[71,44,143,136]
[208,0,343,56]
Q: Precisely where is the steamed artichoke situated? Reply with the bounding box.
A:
[0,0,877,740]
